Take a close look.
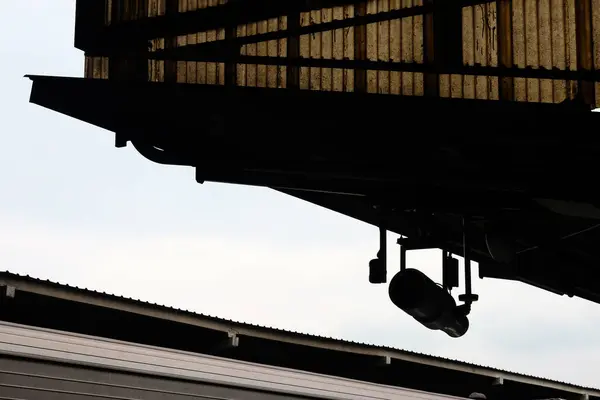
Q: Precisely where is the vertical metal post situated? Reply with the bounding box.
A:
[369,223,387,284]
[400,245,406,271]
[462,217,472,296]
[459,217,478,309]
[379,224,387,273]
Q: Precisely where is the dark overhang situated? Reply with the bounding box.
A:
[25,74,600,306]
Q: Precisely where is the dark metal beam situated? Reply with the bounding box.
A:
[87,6,430,57]
[76,0,499,54]
[142,52,600,82]
[78,0,400,53]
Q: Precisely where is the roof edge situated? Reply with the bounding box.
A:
[1,270,598,396]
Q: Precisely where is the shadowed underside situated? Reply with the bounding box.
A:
[24,0,600,315]
[27,74,600,305]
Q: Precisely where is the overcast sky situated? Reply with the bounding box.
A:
[2,0,600,390]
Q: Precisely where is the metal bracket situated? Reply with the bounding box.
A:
[213,331,240,354]
[443,251,459,290]
[397,236,441,251]
[369,223,387,284]
[397,236,441,273]
[5,286,15,298]
[227,331,240,348]
[458,217,479,308]
[377,355,392,367]
[115,132,129,148]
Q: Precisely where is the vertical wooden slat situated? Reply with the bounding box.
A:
[354,2,368,93]
[287,11,301,89]
[512,0,527,100]
[321,9,334,91]
[366,1,378,93]
[186,0,198,84]
[525,0,540,102]
[206,28,218,85]
[332,6,345,92]
[423,0,438,97]
[236,24,247,86]
[575,0,595,105]
[377,0,391,94]
[278,16,287,89]
[412,0,424,96]
[550,0,567,103]
[498,0,515,100]
[389,0,401,94]
[164,0,179,82]
[401,0,414,95]
[246,22,258,87]
[257,20,268,88]
[344,5,355,92]
[309,10,322,91]
[593,0,600,107]
[176,0,188,83]
[221,0,235,87]
[538,0,553,102]
[225,24,238,86]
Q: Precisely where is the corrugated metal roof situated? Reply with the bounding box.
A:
[1,270,598,395]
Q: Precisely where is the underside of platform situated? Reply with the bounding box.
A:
[27,74,600,305]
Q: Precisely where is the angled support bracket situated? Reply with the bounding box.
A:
[377,355,392,367]
[213,331,240,354]
[227,331,240,348]
[369,215,387,284]
[492,377,504,386]
[115,132,129,148]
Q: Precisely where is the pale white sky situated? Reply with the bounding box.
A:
[2,0,600,389]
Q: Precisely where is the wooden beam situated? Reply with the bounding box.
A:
[497,0,514,101]
[164,0,178,83]
[575,0,595,106]
[423,0,438,97]
[354,2,367,93]
[286,11,301,89]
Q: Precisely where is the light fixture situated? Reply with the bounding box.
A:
[388,268,469,338]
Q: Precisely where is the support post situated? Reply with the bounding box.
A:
[354,2,367,93]
[497,0,514,101]
[575,0,595,107]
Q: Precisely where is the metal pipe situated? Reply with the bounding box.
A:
[462,217,472,298]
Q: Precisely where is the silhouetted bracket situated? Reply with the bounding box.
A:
[376,355,392,367]
[115,132,128,148]
[213,331,240,354]
[227,331,240,348]
[2,285,16,299]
